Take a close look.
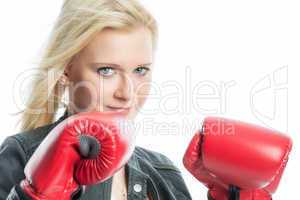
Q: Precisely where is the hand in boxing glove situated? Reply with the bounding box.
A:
[183,117,292,200]
[20,111,135,200]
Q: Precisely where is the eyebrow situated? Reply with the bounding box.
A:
[89,62,152,69]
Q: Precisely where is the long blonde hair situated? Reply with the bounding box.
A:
[18,0,158,132]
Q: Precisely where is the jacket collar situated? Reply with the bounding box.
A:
[57,109,71,122]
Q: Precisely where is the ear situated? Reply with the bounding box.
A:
[64,57,76,77]
[64,62,72,77]
[65,54,78,77]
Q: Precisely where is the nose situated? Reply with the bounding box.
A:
[113,74,133,102]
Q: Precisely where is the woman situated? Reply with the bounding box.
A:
[0,0,192,199]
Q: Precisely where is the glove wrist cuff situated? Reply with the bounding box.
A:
[20,179,44,200]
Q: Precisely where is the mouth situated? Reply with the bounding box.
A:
[105,106,131,113]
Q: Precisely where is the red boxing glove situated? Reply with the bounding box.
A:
[20,111,135,200]
[183,116,292,200]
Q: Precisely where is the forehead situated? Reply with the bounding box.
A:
[81,26,153,66]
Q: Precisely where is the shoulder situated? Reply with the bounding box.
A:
[133,146,180,172]
[3,112,69,160]
[1,122,57,162]
[0,122,60,198]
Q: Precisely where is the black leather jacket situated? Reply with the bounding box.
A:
[0,112,192,200]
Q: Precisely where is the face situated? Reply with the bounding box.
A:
[64,26,154,119]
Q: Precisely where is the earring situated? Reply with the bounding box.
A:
[58,74,69,86]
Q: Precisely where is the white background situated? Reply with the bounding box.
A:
[0,1,299,199]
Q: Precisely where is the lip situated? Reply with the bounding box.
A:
[106,106,131,113]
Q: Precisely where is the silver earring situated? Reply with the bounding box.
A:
[58,75,69,86]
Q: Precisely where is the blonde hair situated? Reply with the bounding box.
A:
[17,0,158,132]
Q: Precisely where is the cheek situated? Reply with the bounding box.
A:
[69,82,97,111]
[135,79,152,107]
[69,69,112,110]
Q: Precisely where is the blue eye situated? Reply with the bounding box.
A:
[97,67,115,76]
[134,67,150,76]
